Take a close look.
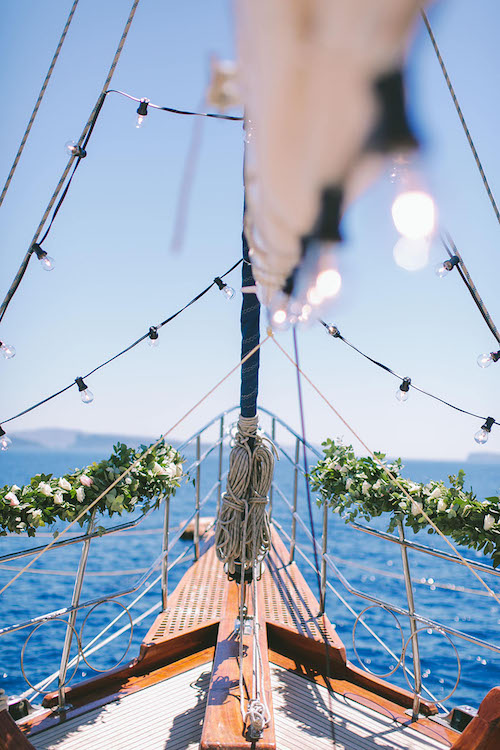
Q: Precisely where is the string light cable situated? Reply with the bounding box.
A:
[270,332,500,606]
[319,320,498,440]
[0,259,241,440]
[0,0,143,325]
[0,0,81,209]
[105,88,243,121]
[0,334,270,595]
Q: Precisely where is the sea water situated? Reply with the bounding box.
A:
[0,447,499,713]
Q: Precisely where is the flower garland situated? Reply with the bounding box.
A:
[310,439,500,568]
[0,441,183,537]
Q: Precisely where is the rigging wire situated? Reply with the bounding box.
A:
[271,333,500,608]
[318,320,498,429]
[0,0,81,210]
[0,259,242,427]
[106,88,243,120]
[0,335,270,596]
[421,10,500,228]
[0,0,142,325]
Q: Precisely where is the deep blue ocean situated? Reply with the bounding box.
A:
[1,444,499,715]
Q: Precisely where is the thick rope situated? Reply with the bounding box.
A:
[0,0,141,324]
[215,415,276,575]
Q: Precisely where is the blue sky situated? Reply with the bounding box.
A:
[0,0,499,461]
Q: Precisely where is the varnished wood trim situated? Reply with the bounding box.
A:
[0,710,37,748]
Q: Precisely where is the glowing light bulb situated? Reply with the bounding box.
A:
[31,243,55,271]
[391,191,436,240]
[272,308,287,327]
[65,140,86,158]
[477,351,500,368]
[148,326,160,347]
[136,99,149,128]
[396,377,411,403]
[0,342,16,359]
[435,255,459,279]
[474,417,495,445]
[315,268,342,300]
[0,427,11,451]
[75,377,94,404]
[393,237,430,271]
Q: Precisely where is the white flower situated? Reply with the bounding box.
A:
[165,464,177,479]
[484,514,496,531]
[373,480,382,491]
[428,487,442,501]
[53,491,64,505]
[345,477,354,491]
[76,487,85,503]
[340,465,349,475]
[152,462,168,476]
[175,463,183,477]
[11,484,21,492]
[58,477,71,491]
[38,482,53,497]
[411,500,423,516]
[80,475,93,487]
[30,509,42,520]
[407,482,421,494]
[124,477,132,485]
[16,521,26,530]
[5,491,19,506]
[437,499,447,512]
[361,481,371,496]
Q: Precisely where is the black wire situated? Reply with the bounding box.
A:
[1,259,242,426]
[319,320,497,427]
[106,89,243,121]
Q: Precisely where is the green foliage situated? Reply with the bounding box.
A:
[0,440,183,537]
[310,438,500,567]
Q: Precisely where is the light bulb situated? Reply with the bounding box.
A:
[272,308,287,328]
[391,190,436,240]
[0,427,11,451]
[474,417,495,445]
[396,377,411,403]
[0,342,16,359]
[477,351,500,368]
[474,428,489,445]
[435,255,459,279]
[65,140,86,158]
[148,326,160,347]
[393,237,430,271]
[75,377,94,404]
[31,243,55,271]
[136,99,149,128]
[222,285,235,300]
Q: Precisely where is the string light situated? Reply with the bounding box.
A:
[136,98,149,128]
[0,426,12,451]
[214,276,235,300]
[391,190,436,240]
[474,417,495,445]
[396,377,411,403]
[435,254,459,278]
[148,326,159,347]
[0,341,16,360]
[75,377,94,404]
[477,350,500,368]
[64,140,87,158]
[31,243,55,272]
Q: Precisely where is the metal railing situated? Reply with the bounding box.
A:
[2,405,499,722]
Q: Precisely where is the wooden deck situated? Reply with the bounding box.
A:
[18,528,460,750]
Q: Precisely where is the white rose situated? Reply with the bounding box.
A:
[76,487,85,503]
[361,481,371,496]
[53,491,64,505]
[345,477,354,491]
[373,480,382,491]
[484,514,496,531]
[428,487,442,501]
[11,485,21,492]
[437,499,447,512]
[165,464,177,479]
[411,500,423,516]
[175,463,183,477]
[30,509,42,520]
[5,491,19,506]
[58,478,71,491]
[152,462,168,476]
[125,477,132,485]
[38,482,53,497]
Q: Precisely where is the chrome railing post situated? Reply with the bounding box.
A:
[319,499,328,614]
[397,519,422,719]
[195,435,201,560]
[161,493,170,610]
[217,416,224,514]
[290,437,300,562]
[57,510,96,712]
[269,417,276,520]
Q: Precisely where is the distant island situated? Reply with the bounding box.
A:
[8,427,156,453]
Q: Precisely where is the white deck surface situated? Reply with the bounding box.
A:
[30,661,451,750]
[31,662,212,750]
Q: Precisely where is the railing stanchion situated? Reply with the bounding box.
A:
[290,437,300,562]
[217,416,224,514]
[269,417,276,520]
[195,435,201,560]
[320,499,328,614]
[161,493,170,610]
[57,510,96,713]
[397,519,422,719]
